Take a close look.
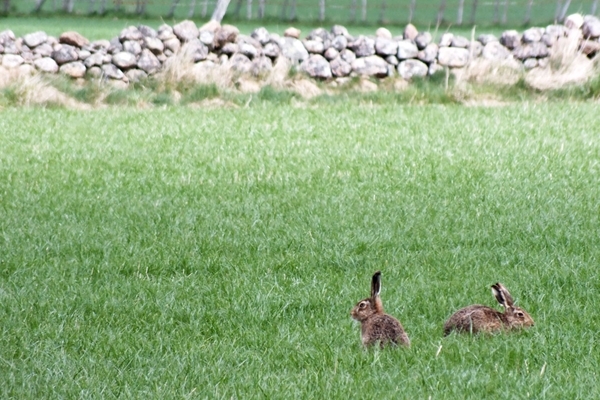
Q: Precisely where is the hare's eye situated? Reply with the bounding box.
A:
[516,311,524,318]
[359,302,367,309]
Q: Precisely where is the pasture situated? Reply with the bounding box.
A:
[1,102,599,398]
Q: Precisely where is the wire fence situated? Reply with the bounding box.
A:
[9,0,600,26]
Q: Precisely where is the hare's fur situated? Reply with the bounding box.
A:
[444,283,534,335]
[351,271,410,347]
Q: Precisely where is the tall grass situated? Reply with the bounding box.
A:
[0,103,599,398]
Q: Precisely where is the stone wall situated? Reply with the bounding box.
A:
[0,14,599,83]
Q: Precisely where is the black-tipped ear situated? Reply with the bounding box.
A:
[491,283,514,308]
[371,271,382,299]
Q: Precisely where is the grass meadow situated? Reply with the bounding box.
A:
[1,102,599,398]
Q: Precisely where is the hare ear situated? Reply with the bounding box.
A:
[491,283,514,308]
[371,271,382,299]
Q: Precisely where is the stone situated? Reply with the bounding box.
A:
[500,30,521,49]
[220,42,239,55]
[451,35,470,48]
[228,53,252,73]
[281,37,309,62]
[102,63,125,79]
[138,25,158,38]
[348,35,375,57]
[403,23,418,40]
[78,50,91,60]
[417,43,439,63]
[414,32,432,50]
[2,54,24,68]
[523,58,538,69]
[158,24,175,40]
[307,27,331,41]
[59,61,86,78]
[482,41,511,60]
[397,59,428,79]
[214,25,239,48]
[522,27,544,43]
[439,33,454,47]
[83,51,104,68]
[23,31,48,48]
[33,43,53,57]
[437,47,470,67]
[351,55,388,77]
[91,39,111,50]
[545,24,567,39]
[331,35,348,51]
[51,44,78,65]
[251,27,271,45]
[34,57,59,73]
[330,57,352,77]
[331,25,350,38]
[301,54,332,79]
[108,37,123,54]
[126,68,148,82]
[252,55,273,75]
[468,41,483,57]
[284,27,301,39]
[375,37,398,56]
[123,40,142,55]
[263,42,281,58]
[304,39,325,54]
[239,42,258,59]
[339,48,356,63]
[119,26,143,42]
[144,36,164,54]
[182,39,209,62]
[397,39,418,59]
[324,47,339,60]
[564,13,584,30]
[428,61,444,75]
[86,66,102,78]
[199,19,221,33]
[580,39,600,56]
[163,37,181,53]
[512,42,549,59]
[112,51,137,69]
[582,15,600,38]
[376,27,392,39]
[477,34,498,45]
[60,31,89,47]
[199,30,215,47]
[0,29,16,44]
[173,20,199,42]
[137,49,161,74]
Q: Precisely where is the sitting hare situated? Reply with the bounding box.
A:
[444,282,534,335]
[351,271,410,347]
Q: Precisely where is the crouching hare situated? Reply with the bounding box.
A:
[351,271,410,347]
[444,282,534,335]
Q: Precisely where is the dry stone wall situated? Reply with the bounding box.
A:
[1,13,599,83]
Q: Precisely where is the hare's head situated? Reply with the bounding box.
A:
[351,271,385,322]
[492,283,534,329]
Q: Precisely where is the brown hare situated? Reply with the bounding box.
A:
[444,282,534,335]
[351,271,410,347]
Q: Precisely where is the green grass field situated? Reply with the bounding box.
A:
[1,102,599,398]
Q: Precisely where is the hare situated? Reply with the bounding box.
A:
[443,282,534,335]
[351,271,410,347]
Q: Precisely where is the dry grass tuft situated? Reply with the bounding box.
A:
[525,34,596,90]
[0,67,90,109]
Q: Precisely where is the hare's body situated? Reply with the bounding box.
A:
[444,283,534,336]
[351,271,410,347]
[359,314,410,347]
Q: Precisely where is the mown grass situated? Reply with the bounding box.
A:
[1,103,599,398]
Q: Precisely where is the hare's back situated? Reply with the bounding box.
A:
[444,305,504,335]
[363,314,410,346]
